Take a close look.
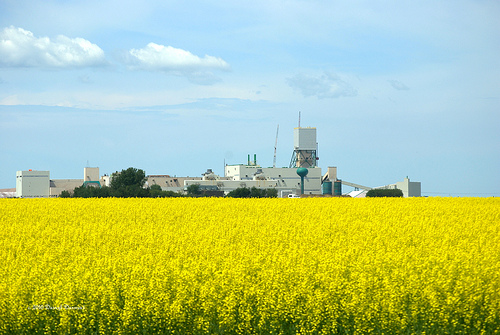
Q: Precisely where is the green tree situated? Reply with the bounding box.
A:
[149,184,183,198]
[70,184,111,198]
[110,168,147,197]
[59,190,71,198]
[150,184,162,192]
[149,184,162,197]
[96,186,113,198]
[226,187,278,198]
[265,188,278,198]
[187,184,201,196]
[226,187,251,198]
[72,185,93,198]
[111,167,146,189]
[161,190,183,198]
[366,188,404,197]
[250,187,265,198]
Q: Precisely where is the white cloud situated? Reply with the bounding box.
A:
[0,26,106,68]
[124,43,230,84]
[0,95,22,105]
[287,72,357,99]
[128,43,229,70]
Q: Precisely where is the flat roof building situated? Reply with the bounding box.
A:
[16,170,50,198]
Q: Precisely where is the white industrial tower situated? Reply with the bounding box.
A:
[289,127,318,168]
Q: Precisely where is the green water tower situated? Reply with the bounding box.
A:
[296,167,308,195]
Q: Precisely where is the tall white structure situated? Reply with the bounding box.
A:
[16,170,50,198]
[83,167,101,187]
[390,177,421,197]
[84,167,99,182]
[290,127,318,168]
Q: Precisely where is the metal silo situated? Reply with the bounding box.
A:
[322,181,333,195]
[333,181,342,196]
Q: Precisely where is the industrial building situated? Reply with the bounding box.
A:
[181,126,421,197]
[0,188,16,198]
[146,175,207,193]
[14,167,108,198]
[16,170,50,198]
[184,164,323,198]
[12,125,421,198]
[183,127,323,197]
[385,177,422,197]
[344,177,422,198]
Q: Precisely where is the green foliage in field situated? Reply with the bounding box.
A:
[366,188,404,197]
[226,187,278,198]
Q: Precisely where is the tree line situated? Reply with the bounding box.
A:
[60,167,277,198]
[366,188,404,197]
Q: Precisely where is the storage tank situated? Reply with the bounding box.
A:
[333,181,342,196]
[322,181,333,195]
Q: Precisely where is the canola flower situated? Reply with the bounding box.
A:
[0,197,499,334]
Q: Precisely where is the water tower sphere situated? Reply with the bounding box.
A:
[296,167,309,177]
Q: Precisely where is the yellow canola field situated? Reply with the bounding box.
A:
[0,197,499,334]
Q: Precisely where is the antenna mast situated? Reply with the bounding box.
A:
[273,124,279,168]
[298,111,301,127]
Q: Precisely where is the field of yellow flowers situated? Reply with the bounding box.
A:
[0,197,499,334]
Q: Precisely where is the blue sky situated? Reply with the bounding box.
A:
[1,0,499,196]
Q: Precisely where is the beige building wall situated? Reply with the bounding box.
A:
[84,167,99,181]
[50,179,84,197]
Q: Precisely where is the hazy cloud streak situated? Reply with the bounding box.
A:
[287,72,357,99]
[388,79,410,90]
[0,26,106,68]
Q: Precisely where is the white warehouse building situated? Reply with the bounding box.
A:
[16,170,50,198]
